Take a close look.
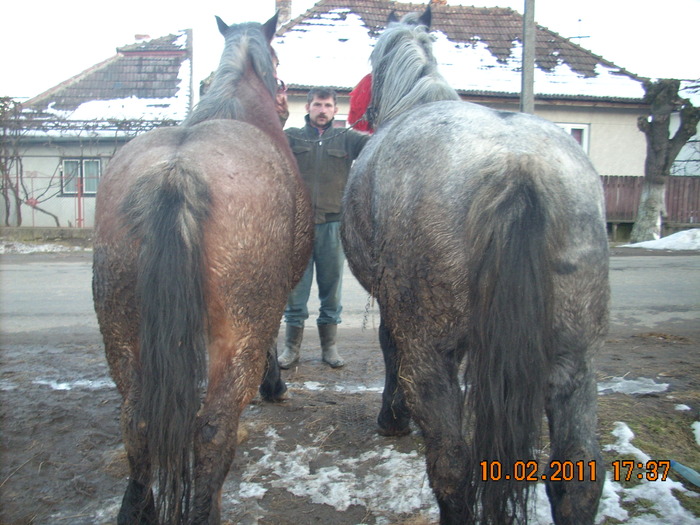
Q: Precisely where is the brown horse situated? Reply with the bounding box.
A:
[92,13,312,524]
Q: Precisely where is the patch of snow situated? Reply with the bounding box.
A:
[33,378,115,391]
[301,381,324,391]
[621,229,700,251]
[604,421,652,462]
[600,422,697,525]
[0,241,89,254]
[597,377,669,395]
[693,421,700,446]
[233,429,437,518]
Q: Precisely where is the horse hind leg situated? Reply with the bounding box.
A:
[390,331,470,523]
[545,336,605,524]
[259,337,288,402]
[118,392,157,525]
[192,330,268,524]
[377,319,411,435]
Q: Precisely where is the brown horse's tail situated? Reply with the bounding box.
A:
[122,160,211,523]
[463,157,556,523]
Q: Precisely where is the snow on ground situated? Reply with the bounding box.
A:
[622,229,700,251]
[597,376,669,395]
[0,241,89,254]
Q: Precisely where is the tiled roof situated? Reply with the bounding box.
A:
[24,31,192,121]
[275,0,645,102]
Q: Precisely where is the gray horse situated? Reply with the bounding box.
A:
[341,8,608,525]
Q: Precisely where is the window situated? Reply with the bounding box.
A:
[61,158,101,195]
[556,123,590,153]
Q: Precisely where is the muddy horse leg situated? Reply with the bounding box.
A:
[117,390,157,525]
[192,334,265,524]
[377,319,411,435]
[395,334,469,524]
[545,347,604,525]
[259,337,287,402]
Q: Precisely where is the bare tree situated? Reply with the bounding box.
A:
[630,79,700,242]
[1,100,176,228]
[0,97,24,226]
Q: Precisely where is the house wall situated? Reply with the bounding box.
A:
[538,105,646,177]
[670,113,700,176]
[5,140,122,228]
[284,95,647,177]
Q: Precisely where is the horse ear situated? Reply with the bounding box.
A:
[262,11,280,42]
[419,6,432,29]
[387,11,399,24]
[215,16,229,36]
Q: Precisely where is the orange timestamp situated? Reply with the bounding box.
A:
[479,460,671,482]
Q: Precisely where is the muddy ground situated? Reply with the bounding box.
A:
[1,248,699,524]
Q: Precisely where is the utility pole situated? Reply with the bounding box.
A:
[520,0,535,114]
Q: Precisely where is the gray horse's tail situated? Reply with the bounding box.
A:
[464,157,556,523]
[122,160,211,523]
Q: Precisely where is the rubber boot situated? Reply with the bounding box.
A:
[319,324,344,368]
[278,325,303,369]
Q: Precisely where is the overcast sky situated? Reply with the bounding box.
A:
[2,0,698,101]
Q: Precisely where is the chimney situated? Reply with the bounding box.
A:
[429,0,448,5]
[276,0,292,26]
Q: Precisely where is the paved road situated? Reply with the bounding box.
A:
[1,251,699,338]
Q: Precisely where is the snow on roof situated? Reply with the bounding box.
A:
[20,31,191,138]
[274,2,645,101]
[14,1,652,140]
[274,10,373,89]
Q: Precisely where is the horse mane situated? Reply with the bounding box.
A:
[369,12,459,128]
[185,21,277,126]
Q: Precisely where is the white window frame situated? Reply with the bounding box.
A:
[61,158,101,196]
[556,123,590,153]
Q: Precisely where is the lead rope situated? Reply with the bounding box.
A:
[361,288,376,331]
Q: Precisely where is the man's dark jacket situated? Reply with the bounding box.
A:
[286,115,369,224]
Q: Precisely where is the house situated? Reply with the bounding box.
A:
[271,0,697,236]
[274,0,649,179]
[2,0,695,232]
[1,30,192,228]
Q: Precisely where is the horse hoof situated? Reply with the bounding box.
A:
[259,381,288,403]
[377,425,411,437]
[262,391,289,403]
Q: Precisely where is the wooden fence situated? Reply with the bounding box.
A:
[602,176,700,240]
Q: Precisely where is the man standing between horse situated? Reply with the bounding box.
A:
[278,87,369,369]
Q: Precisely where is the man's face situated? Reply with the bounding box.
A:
[306,96,338,128]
